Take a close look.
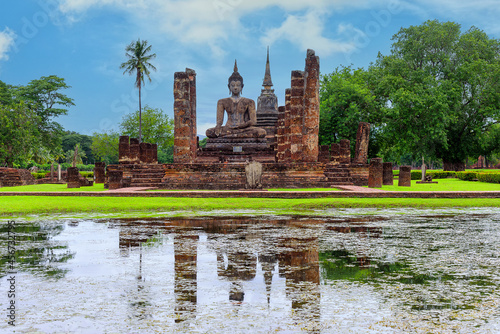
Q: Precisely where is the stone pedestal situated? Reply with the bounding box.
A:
[108,170,123,190]
[67,167,81,188]
[368,158,382,188]
[94,162,106,184]
[398,166,412,187]
[355,122,370,164]
[383,162,393,186]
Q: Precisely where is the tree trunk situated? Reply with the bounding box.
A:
[138,84,142,143]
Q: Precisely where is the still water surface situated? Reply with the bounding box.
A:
[1,211,500,333]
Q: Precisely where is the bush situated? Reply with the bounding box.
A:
[80,171,94,178]
[31,172,49,179]
[456,171,478,181]
[427,171,456,179]
[477,173,500,183]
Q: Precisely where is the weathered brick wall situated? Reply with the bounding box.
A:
[289,70,305,162]
[302,49,320,162]
[174,69,197,163]
[276,107,285,162]
[0,168,36,187]
[355,122,370,164]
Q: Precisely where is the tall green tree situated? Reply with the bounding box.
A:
[91,131,119,164]
[0,103,40,167]
[370,20,500,171]
[319,66,384,155]
[120,39,157,143]
[12,75,75,161]
[119,106,174,149]
[62,131,94,164]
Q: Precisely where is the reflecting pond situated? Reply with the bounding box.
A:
[1,211,500,333]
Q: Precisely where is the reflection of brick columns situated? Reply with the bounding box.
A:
[94,162,105,183]
[119,136,130,164]
[368,158,383,188]
[398,165,412,187]
[383,162,393,186]
[302,49,320,162]
[174,235,198,322]
[278,237,320,327]
[355,122,370,164]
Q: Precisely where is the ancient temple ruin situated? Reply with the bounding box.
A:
[106,49,370,189]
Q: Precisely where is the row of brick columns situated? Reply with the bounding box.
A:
[369,159,412,188]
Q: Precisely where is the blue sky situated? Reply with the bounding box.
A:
[1,0,499,137]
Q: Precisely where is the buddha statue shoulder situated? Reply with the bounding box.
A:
[206,61,266,139]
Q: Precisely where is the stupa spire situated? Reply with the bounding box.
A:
[262,46,273,88]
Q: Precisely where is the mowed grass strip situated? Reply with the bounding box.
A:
[373,178,500,191]
[1,196,500,217]
[0,183,106,192]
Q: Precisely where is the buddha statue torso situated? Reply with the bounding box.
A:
[206,61,266,139]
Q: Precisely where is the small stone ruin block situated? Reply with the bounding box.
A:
[368,158,383,188]
[383,162,393,186]
[94,162,106,184]
[67,167,81,188]
[398,166,412,187]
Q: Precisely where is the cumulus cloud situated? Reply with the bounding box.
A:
[0,28,16,62]
[261,10,357,56]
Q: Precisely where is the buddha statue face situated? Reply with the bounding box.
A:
[229,80,243,96]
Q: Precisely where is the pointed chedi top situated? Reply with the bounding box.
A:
[262,46,273,88]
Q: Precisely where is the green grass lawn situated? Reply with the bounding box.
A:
[0,196,499,218]
[373,178,500,191]
[0,183,106,192]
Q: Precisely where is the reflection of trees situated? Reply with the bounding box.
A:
[174,235,198,322]
[0,222,74,279]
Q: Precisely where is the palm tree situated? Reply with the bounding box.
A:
[120,39,157,143]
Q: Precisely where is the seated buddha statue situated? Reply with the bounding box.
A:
[206,61,267,139]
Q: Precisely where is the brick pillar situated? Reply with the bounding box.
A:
[330,143,340,165]
[94,162,106,183]
[174,69,196,163]
[339,139,351,164]
[152,143,158,164]
[67,167,80,188]
[276,106,285,162]
[368,158,383,188]
[303,49,320,162]
[318,145,330,163]
[355,122,370,164]
[187,69,197,160]
[398,166,411,187]
[283,88,292,162]
[119,136,130,164]
[129,138,140,164]
[383,162,393,186]
[139,142,148,163]
[290,71,305,162]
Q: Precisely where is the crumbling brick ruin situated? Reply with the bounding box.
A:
[104,49,373,190]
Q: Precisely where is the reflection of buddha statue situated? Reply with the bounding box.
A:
[206,61,267,139]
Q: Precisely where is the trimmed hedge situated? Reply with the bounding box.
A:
[80,171,94,178]
[477,173,500,184]
[31,172,50,179]
[456,171,478,181]
[409,170,457,180]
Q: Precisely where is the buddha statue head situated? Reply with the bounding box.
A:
[228,60,244,95]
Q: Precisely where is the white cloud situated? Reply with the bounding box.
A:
[0,28,16,62]
[261,10,357,56]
